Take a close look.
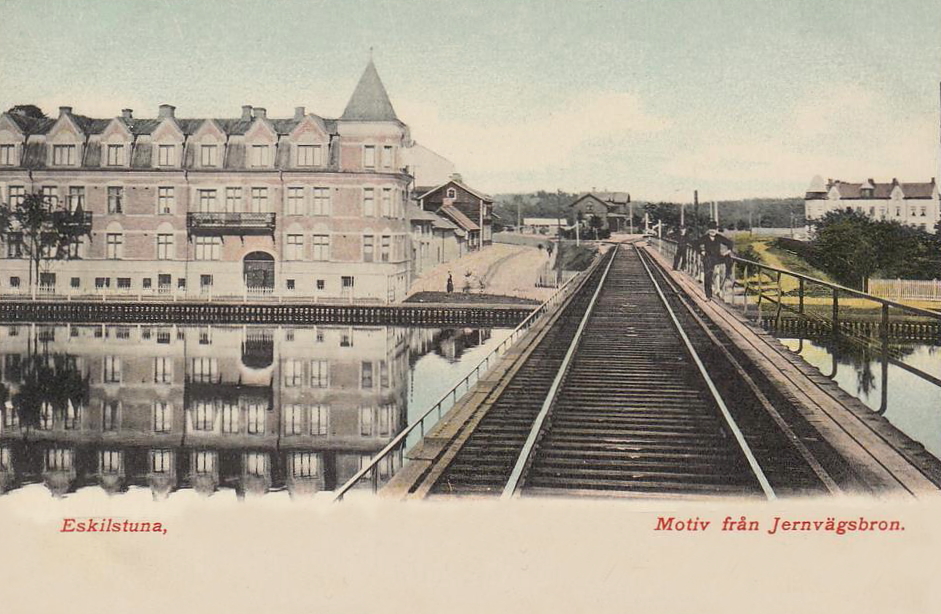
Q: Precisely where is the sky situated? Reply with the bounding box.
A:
[1,0,939,201]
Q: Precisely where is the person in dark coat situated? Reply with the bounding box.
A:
[672,226,689,271]
[693,221,734,300]
[446,272,454,293]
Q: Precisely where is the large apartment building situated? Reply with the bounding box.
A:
[0,62,414,302]
[804,176,940,233]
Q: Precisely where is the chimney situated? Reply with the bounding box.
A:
[294,106,305,120]
[241,105,253,121]
[122,108,133,120]
[253,107,267,120]
[867,178,874,185]
[892,177,899,185]
[158,104,176,119]
[58,106,73,116]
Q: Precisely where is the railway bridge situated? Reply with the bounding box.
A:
[338,242,941,501]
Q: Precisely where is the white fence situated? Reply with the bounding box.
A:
[869,278,941,302]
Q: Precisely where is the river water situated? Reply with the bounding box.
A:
[778,336,941,460]
[0,322,512,503]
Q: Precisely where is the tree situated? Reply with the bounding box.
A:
[6,104,46,119]
[0,192,92,296]
[811,210,879,290]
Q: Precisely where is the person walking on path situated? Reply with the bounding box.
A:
[693,221,734,300]
[672,226,689,271]
[446,271,454,293]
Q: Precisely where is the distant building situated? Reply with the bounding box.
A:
[568,191,632,232]
[521,217,566,234]
[805,176,940,233]
[406,201,463,278]
[417,176,494,250]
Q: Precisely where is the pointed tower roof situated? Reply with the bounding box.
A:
[341,60,398,122]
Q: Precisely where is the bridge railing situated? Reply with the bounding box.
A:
[648,235,941,411]
[333,247,612,501]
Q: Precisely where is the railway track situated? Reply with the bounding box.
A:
[431,244,839,499]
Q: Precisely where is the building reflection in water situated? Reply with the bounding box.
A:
[0,323,495,500]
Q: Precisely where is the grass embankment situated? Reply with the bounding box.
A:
[557,243,597,271]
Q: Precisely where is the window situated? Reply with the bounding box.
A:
[66,236,83,259]
[158,274,171,289]
[9,276,20,288]
[310,360,329,388]
[284,359,305,387]
[380,361,389,388]
[381,188,392,217]
[363,235,374,262]
[106,144,124,166]
[895,206,901,217]
[312,234,329,260]
[297,144,323,167]
[286,234,304,260]
[250,187,269,212]
[68,186,85,211]
[194,236,221,260]
[363,145,376,168]
[225,187,242,211]
[6,233,23,258]
[151,401,172,433]
[151,450,172,473]
[342,276,354,291]
[284,404,304,435]
[340,330,352,347]
[380,235,391,262]
[193,401,215,431]
[286,279,295,290]
[446,187,457,199]
[0,144,14,166]
[102,401,119,431]
[312,187,330,215]
[105,233,123,259]
[200,274,213,288]
[316,279,325,290]
[154,357,173,383]
[156,234,174,260]
[251,145,270,167]
[246,404,265,435]
[200,144,218,167]
[190,357,218,383]
[381,145,393,169]
[107,186,123,213]
[70,277,80,288]
[117,277,131,289]
[286,187,305,215]
[310,405,329,436]
[142,278,152,289]
[177,277,186,289]
[921,206,927,217]
[41,185,58,205]
[361,362,374,389]
[7,185,25,207]
[363,188,375,216]
[198,189,217,212]
[157,187,174,214]
[95,277,110,289]
[221,404,239,434]
[157,144,175,166]
[53,144,76,166]
[194,451,215,474]
[103,356,122,383]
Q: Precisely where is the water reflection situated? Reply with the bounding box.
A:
[779,334,941,460]
[0,323,505,500]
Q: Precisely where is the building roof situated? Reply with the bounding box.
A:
[438,203,480,232]
[816,178,938,200]
[417,178,493,203]
[569,192,631,209]
[341,60,399,122]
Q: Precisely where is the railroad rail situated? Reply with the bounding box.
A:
[426,245,843,499]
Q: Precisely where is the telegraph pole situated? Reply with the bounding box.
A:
[693,190,699,232]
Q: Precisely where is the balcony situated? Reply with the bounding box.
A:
[187,212,276,236]
[52,211,93,232]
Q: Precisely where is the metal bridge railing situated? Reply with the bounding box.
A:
[333,248,611,501]
[648,235,941,411]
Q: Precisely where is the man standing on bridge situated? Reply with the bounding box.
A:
[672,226,689,271]
[694,221,734,301]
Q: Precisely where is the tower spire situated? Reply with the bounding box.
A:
[341,59,398,122]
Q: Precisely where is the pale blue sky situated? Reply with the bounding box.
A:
[1,0,939,199]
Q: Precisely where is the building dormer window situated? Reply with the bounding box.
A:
[251,145,270,168]
[106,144,125,166]
[157,144,175,167]
[446,188,457,199]
[297,144,323,167]
[0,144,14,166]
[363,145,376,169]
[200,145,218,167]
[53,144,76,166]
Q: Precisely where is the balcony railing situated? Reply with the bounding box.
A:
[186,212,276,235]
[52,211,93,231]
